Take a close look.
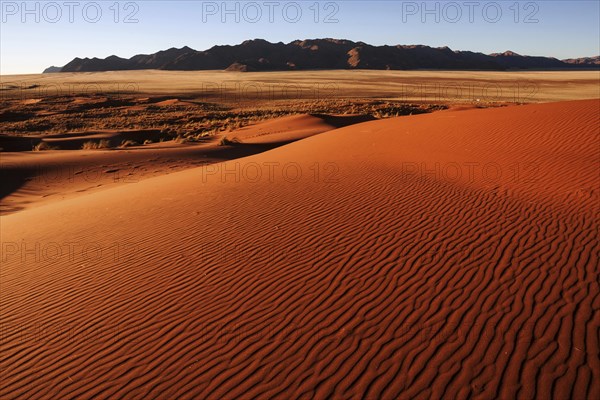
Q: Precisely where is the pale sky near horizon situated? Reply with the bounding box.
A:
[1,0,599,74]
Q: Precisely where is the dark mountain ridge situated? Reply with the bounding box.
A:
[51,39,600,72]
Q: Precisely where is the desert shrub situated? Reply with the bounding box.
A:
[81,139,111,150]
[219,137,240,146]
[33,141,59,151]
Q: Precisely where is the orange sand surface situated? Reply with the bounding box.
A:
[1,100,599,399]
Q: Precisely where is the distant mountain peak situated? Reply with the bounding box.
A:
[43,66,62,73]
[562,55,600,65]
[241,38,270,45]
[496,50,522,57]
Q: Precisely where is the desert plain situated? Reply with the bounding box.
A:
[0,70,599,399]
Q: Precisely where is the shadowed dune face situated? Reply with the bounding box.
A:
[1,100,599,399]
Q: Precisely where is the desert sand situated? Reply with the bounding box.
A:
[1,99,598,399]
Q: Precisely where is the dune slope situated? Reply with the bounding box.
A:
[1,100,599,399]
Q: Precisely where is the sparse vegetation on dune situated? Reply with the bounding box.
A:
[1,94,446,146]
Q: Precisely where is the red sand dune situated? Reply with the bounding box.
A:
[0,115,370,214]
[1,100,599,399]
[225,114,375,144]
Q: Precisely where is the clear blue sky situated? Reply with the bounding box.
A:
[1,0,599,74]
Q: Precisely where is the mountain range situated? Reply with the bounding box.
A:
[44,39,600,73]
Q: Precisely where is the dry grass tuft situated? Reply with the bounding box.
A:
[82,139,111,150]
[119,140,138,148]
[33,142,59,151]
